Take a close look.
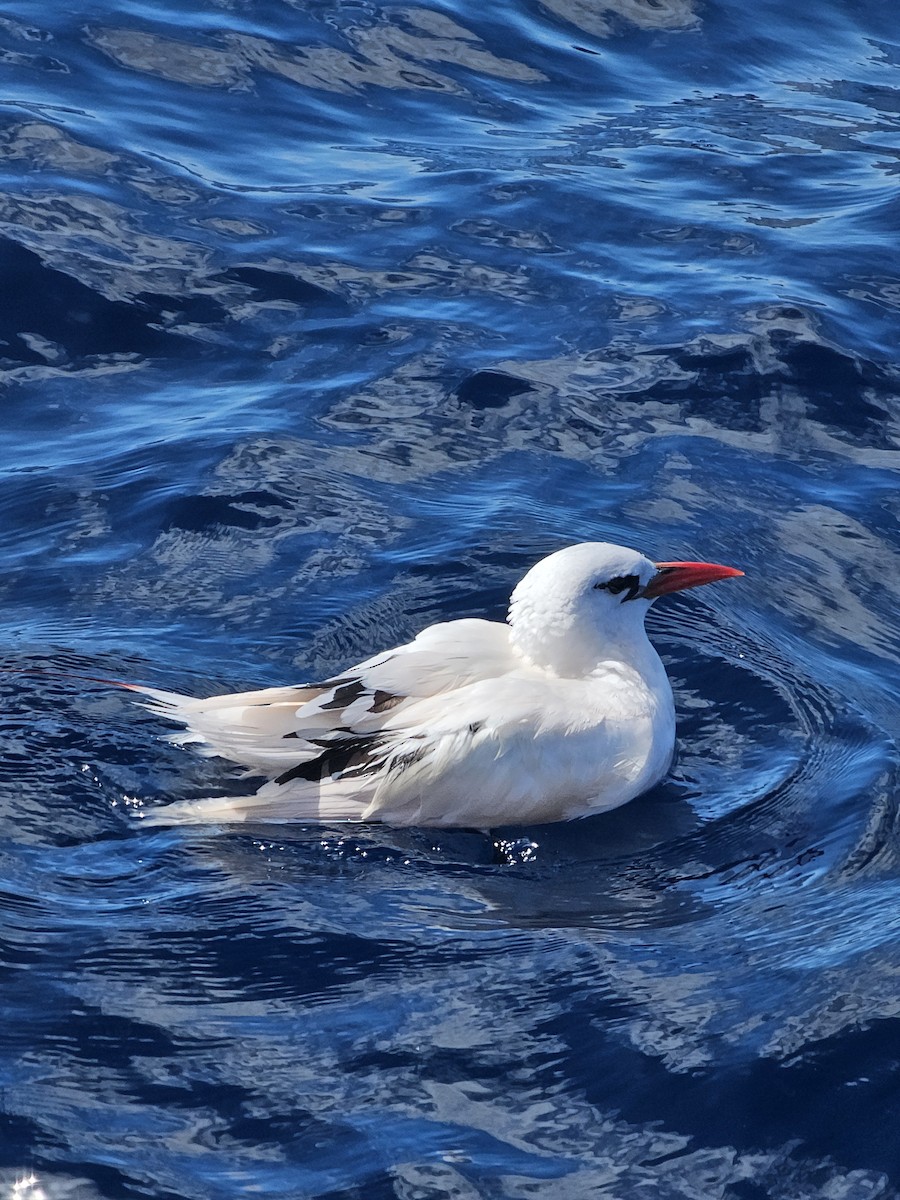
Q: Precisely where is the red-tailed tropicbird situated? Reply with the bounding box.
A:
[131,542,742,828]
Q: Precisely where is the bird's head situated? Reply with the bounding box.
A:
[508,541,742,675]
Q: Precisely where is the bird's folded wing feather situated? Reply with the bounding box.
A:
[140,671,618,828]
[131,618,519,774]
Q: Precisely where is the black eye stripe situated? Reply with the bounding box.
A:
[593,573,642,601]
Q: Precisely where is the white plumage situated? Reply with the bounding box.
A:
[132,542,741,829]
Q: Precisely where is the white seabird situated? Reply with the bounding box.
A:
[131,542,742,828]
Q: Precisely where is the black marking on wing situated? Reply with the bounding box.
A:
[274,733,386,786]
[319,680,366,711]
[388,736,429,774]
[282,724,355,741]
[385,723,480,777]
[319,656,394,691]
[370,689,404,714]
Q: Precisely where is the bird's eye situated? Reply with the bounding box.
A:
[594,574,641,600]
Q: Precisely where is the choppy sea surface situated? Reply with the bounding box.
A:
[2,1,900,1196]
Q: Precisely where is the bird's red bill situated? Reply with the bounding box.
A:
[644,560,744,598]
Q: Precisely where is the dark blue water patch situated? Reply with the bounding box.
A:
[454,369,533,410]
[219,266,351,311]
[162,490,294,535]
[0,236,209,363]
[559,1002,900,1178]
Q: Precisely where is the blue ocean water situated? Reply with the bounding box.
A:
[1,0,900,1195]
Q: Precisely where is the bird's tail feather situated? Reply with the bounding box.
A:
[140,775,371,827]
[126,681,329,768]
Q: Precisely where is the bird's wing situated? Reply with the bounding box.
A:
[140,671,652,829]
[131,618,518,774]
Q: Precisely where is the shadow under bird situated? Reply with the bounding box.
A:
[129,542,743,829]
